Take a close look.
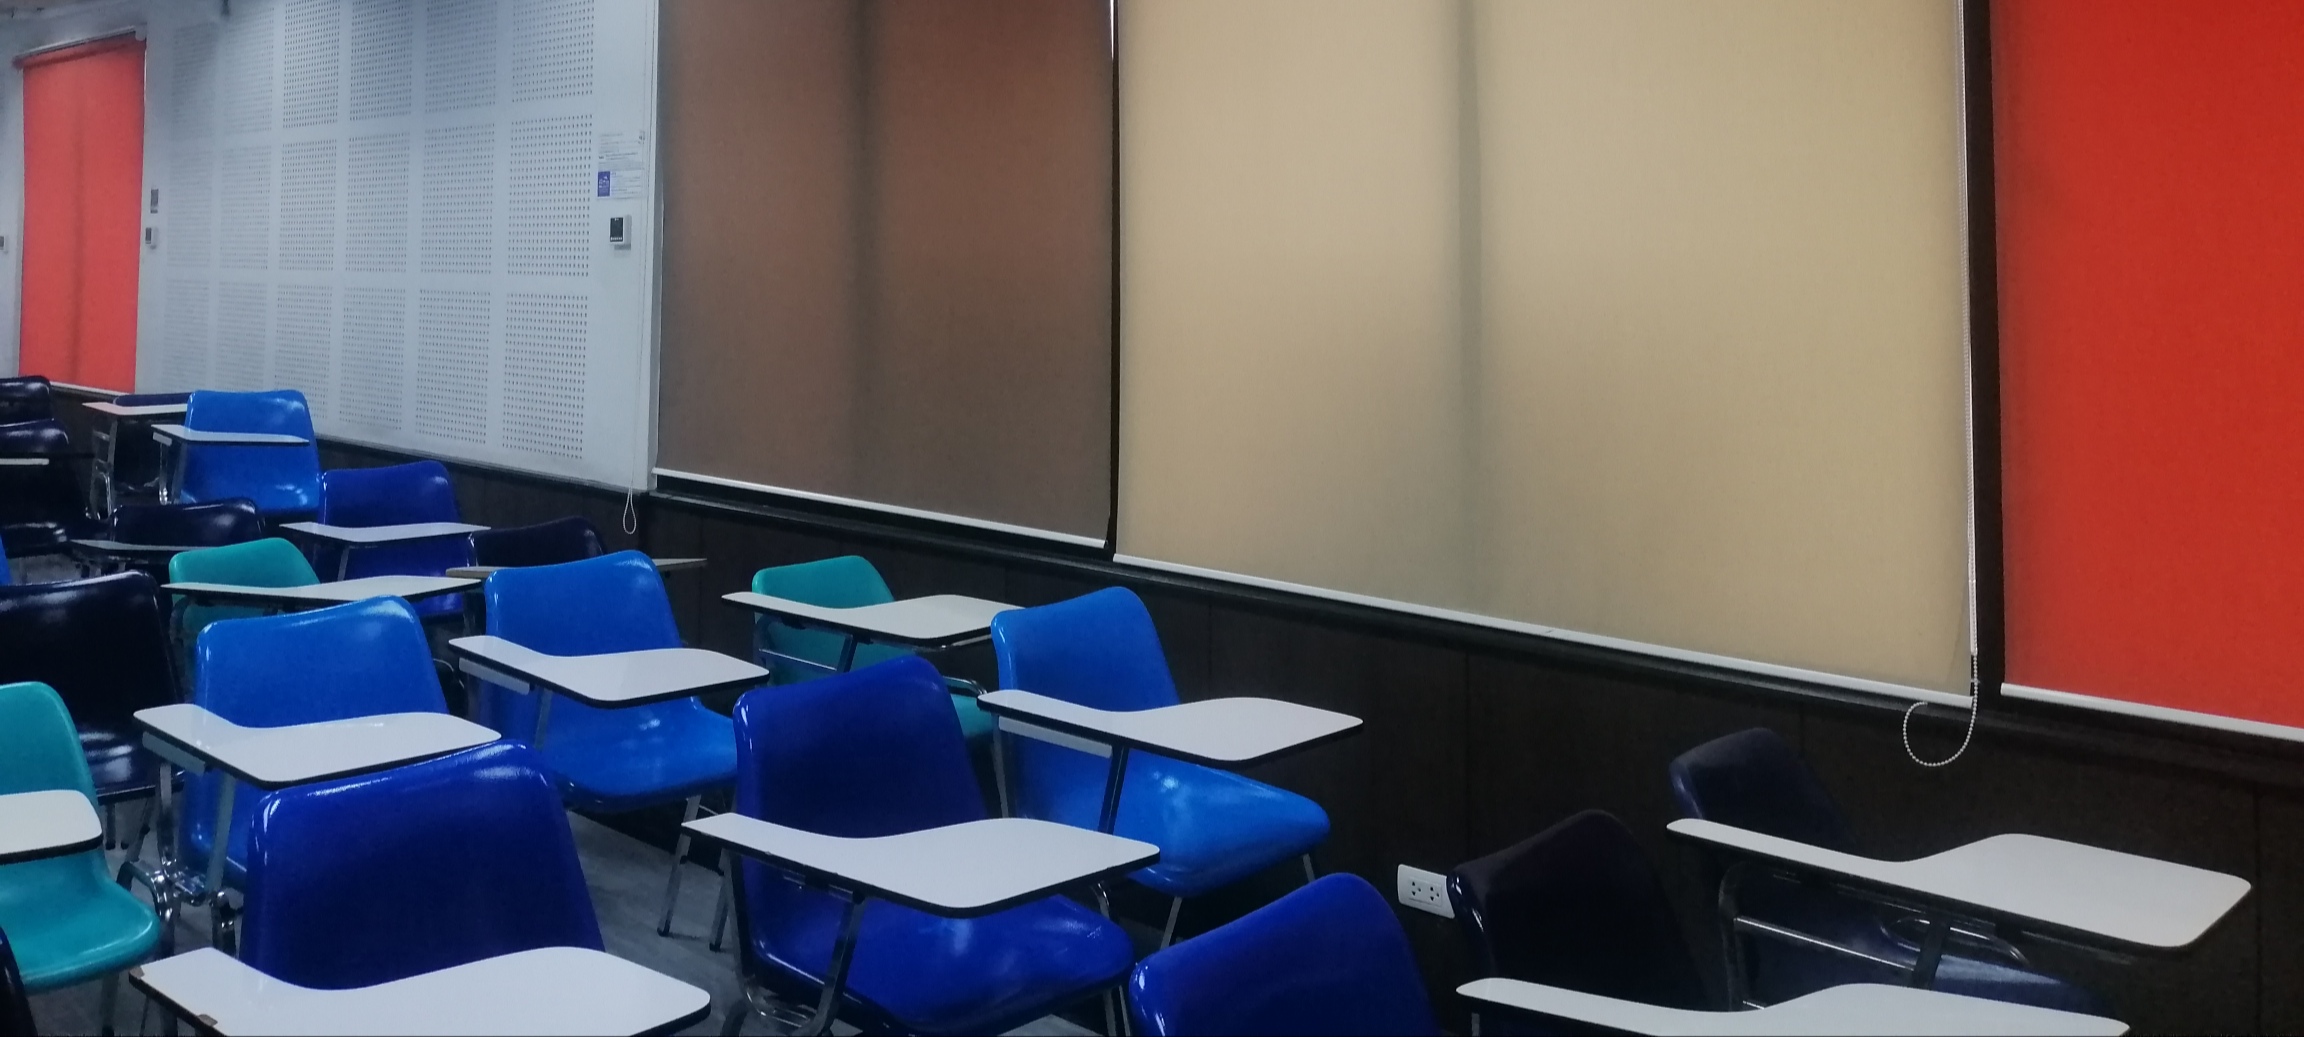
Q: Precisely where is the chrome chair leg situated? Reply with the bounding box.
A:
[1160,896,1183,949]
[98,969,121,1036]
[658,795,704,936]
[709,854,735,953]
[1302,852,1317,884]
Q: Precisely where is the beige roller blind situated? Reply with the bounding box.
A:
[1118,0,1972,695]
[658,0,1115,541]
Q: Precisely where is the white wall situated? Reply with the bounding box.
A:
[0,0,661,490]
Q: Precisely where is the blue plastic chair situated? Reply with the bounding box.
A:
[751,556,993,740]
[469,516,604,569]
[0,925,35,1037]
[177,390,322,519]
[0,377,52,425]
[0,682,160,1028]
[315,461,471,617]
[992,587,1329,941]
[0,573,179,808]
[1448,811,1710,1031]
[237,742,603,991]
[178,598,450,893]
[1128,873,1439,1037]
[726,656,1135,1035]
[473,551,738,937]
[1669,729,2108,1014]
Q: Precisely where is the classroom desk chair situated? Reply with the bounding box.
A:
[1127,872,1440,1037]
[108,500,264,552]
[721,656,1134,1036]
[0,421,100,561]
[86,392,191,513]
[315,461,472,619]
[0,573,179,815]
[469,516,605,569]
[472,552,738,939]
[0,927,32,1037]
[750,556,994,740]
[175,390,322,520]
[0,682,161,1032]
[1669,728,2107,1014]
[0,377,53,426]
[991,587,1330,941]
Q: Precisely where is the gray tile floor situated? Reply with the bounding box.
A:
[27,811,1097,1036]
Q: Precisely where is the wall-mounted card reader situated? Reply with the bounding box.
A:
[608,216,630,249]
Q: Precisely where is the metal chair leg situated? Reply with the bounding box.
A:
[658,795,704,936]
[1160,896,1183,949]
[709,854,735,953]
[719,983,753,1037]
[1301,852,1317,884]
[98,969,121,1036]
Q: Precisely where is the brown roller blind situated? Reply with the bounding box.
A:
[658,0,1114,540]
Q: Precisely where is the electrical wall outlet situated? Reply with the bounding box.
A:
[1396,864,1453,918]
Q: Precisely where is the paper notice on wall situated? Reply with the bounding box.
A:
[597,131,650,200]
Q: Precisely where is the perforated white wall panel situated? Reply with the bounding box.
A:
[24,0,666,489]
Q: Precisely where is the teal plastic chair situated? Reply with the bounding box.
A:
[751,556,993,740]
[166,539,322,665]
[0,682,161,1027]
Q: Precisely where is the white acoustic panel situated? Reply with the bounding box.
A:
[344,132,410,273]
[507,116,589,276]
[414,289,491,444]
[502,292,585,458]
[510,0,592,103]
[217,146,274,270]
[281,0,343,130]
[277,140,337,271]
[273,284,334,413]
[338,286,407,433]
[347,0,414,122]
[422,0,497,113]
[420,125,494,274]
[130,0,660,489]
[213,282,270,391]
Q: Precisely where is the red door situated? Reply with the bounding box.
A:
[17,35,144,391]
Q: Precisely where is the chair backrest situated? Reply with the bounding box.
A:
[108,499,265,548]
[991,587,1180,822]
[1128,873,1439,1037]
[179,390,322,516]
[183,597,448,867]
[478,551,688,745]
[1448,810,1709,1011]
[168,538,322,646]
[0,682,113,943]
[0,419,69,455]
[0,421,90,535]
[0,924,34,1037]
[0,574,178,734]
[0,376,52,425]
[239,742,600,990]
[468,516,603,569]
[316,461,471,592]
[1667,728,1853,852]
[750,556,906,682]
[113,392,190,408]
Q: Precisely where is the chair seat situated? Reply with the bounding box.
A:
[1043,754,1329,899]
[534,704,737,813]
[80,726,167,803]
[0,856,161,991]
[749,891,1134,1036]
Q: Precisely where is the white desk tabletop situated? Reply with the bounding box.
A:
[280,521,489,544]
[84,400,187,418]
[445,556,705,580]
[0,789,103,866]
[448,636,767,708]
[151,424,310,446]
[131,946,711,1037]
[685,813,1158,917]
[1668,819,2250,952]
[977,690,1363,767]
[1457,980,2127,1036]
[0,456,51,466]
[722,591,1014,648]
[135,705,497,789]
[164,575,478,607]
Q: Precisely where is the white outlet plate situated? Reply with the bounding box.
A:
[1396,864,1454,918]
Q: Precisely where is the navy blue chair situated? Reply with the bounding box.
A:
[0,926,32,1037]
[1128,872,1439,1036]
[992,587,1329,945]
[0,377,52,426]
[1449,811,1710,1031]
[315,461,471,617]
[725,656,1134,1035]
[1669,728,2107,1014]
[0,573,177,809]
[177,597,451,895]
[176,390,321,520]
[236,742,602,991]
[0,421,98,559]
[469,516,604,570]
[473,552,737,939]
[107,499,263,550]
